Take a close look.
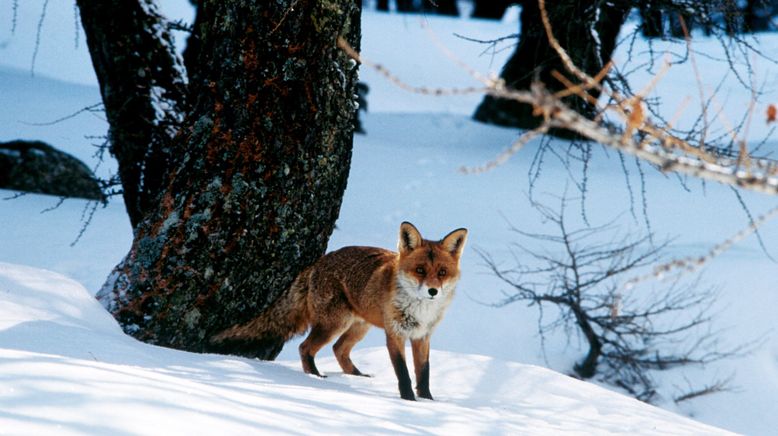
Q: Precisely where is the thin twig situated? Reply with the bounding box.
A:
[30,0,50,76]
[623,203,778,290]
[20,103,104,126]
[459,123,551,174]
[336,23,778,196]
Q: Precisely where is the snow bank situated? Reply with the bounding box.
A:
[0,262,731,435]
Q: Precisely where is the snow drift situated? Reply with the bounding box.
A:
[0,262,731,435]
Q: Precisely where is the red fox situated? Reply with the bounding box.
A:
[212,222,467,401]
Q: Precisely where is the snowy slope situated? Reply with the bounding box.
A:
[1,3,777,435]
[0,262,731,435]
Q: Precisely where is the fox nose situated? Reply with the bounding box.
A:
[428,288,438,297]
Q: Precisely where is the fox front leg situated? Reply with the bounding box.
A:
[386,332,415,401]
[411,336,433,400]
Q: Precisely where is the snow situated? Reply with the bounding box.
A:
[0,262,729,435]
[1,2,777,435]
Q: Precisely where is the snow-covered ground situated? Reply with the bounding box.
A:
[1,2,777,435]
[0,262,730,435]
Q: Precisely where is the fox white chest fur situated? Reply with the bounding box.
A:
[391,272,456,339]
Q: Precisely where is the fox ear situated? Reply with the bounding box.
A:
[399,222,422,254]
[441,228,468,258]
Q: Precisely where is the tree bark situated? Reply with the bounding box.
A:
[84,0,361,359]
[669,10,693,38]
[471,0,514,19]
[742,0,773,32]
[639,1,663,38]
[473,0,630,135]
[570,304,602,379]
[421,0,459,16]
[77,0,188,228]
[396,0,418,12]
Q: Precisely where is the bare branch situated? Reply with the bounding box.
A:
[452,32,519,46]
[20,103,104,126]
[40,196,67,214]
[2,191,27,201]
[71,199,101,247]
[459,123,550,174]
[337,36,492,97]
[673,375,736,404]
[336,38,778,196]
[623,203,778,290]
[30,0,50,76]
[11,0,18,35]
[482,195,744,402]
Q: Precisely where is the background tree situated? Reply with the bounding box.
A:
[76,0,362,359]
[471,0,516,19]
[376,0,458,15]
[741,0,778,32]
[473,0,631,133]
[473,0,748,132]
[480,196,742,402]
[421,0,459,16]
[396,0,416,12]
[639,1,663,37]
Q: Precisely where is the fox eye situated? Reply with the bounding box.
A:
[416,267,426,275]
[438,268,447,277]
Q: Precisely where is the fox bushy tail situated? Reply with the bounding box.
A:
[209,268,313,359]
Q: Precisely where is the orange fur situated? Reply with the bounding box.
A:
[212,222,467,401]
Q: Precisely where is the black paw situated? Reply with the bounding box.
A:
[400,390,416,401]
[417,390,434,400]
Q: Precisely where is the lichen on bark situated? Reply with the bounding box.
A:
[91,0,362,358]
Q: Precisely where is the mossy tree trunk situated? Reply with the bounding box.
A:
[421,0,459,16]
[473,0,629,134]
[639,1,664,38]
[471,0,515,19]
[79,0,361,359]
[77,0,188,228]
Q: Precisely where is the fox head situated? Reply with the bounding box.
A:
[396,222,468,301]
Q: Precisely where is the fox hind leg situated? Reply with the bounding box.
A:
[298,278,354,378]
[300,322,346,377]
[333,319,371,376]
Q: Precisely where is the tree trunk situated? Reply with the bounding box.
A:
[570,304,602,379]
[473,1,629,135]
[742,0,772,32]
[84,0,361,359]
[471,0,513,19]
[669,11,693,38]
[77,0,188,228]
[639,1,663,38]
[396,0,418,12]
[421,0,459,16]
[595,1,631,66]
